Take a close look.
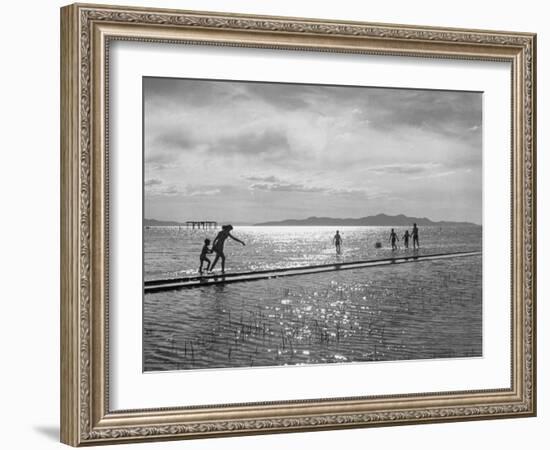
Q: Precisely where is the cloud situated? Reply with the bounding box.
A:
[410,170,457,181]
[250,182,325,193]
[146,124,292,170]
[244,176,376,196]
[144,77,241,108]
[144,129,198,169]
[366,163,442,175]
[330,187,376,196]
[238,83,313,110]
[161,185,181,195]
[152,132,194,152]
[358,89,482,137]
[144,178,178,195]
[243,175,281,183]
[145,178,162,186]
[365,163,467,181]
[143,78,482,223]
[206,129,291,157]
[187,188,221,197]
[248,178,381,198]
[145,181,221,197]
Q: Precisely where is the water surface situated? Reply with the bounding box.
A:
[143,226,482,371]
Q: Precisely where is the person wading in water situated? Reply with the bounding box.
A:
[389,228,399,251]
[333,230,343,255]
[402,229,410,249]
[412,223,420,250]
[209,225,245,273]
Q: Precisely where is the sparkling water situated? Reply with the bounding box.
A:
[143,226,482,371]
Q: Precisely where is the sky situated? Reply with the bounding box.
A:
[143,77,482,225]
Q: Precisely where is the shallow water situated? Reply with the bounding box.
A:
[144,225,481,279]
[143,226,482,371]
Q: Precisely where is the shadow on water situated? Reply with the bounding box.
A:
[212,281,227,294]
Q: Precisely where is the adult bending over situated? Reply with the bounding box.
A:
[209,224,245,273]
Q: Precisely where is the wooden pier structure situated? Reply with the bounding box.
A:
[185,220,218,229]
[144,250,481,293]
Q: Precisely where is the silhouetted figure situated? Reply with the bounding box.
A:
[209,225,245,273]
[402,230,410,249]
[389,228,399,250]
[333,230,342,254]
[412,223,420,249]
[198,238,213,274]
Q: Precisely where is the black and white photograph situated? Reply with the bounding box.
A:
[1,0,543,447]
[142,77,483,372]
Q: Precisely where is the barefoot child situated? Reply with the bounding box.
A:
[199,238,213,273]
[402,230,410,249]
[389,228,399,251]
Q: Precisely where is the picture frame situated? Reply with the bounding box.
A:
[60,2,536,446]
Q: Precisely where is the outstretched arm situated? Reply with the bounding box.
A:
[228,233,245,246]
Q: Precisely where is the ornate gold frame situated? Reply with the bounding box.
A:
[60,3,536,446]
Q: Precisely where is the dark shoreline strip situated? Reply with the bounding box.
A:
[144,250,481,293]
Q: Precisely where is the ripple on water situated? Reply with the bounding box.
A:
[144,256,482,371]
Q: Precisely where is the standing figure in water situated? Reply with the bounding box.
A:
[333,230,343,255]
[389,228,399,250]
[402,230,410,249]
[209,225,245,273]
[412,223,420,249]
[198,238,213,274]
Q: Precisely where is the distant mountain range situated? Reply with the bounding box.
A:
[144,214,478,227]
[254,214,478,227]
